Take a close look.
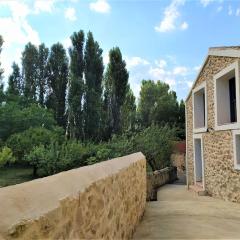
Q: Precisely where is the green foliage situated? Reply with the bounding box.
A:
[0,147,15,167]
[6,127,64,162]
[38,43,49,106]
[7,62,22,96]
[0,35,4,102]
[104,47,129,135]
[120,85,136,133]
[67,30,85,139]
[0,103,57,141]
[46,42,68,127]
[84,32,104,140]
[22,42,39,100]
[138,80,178,127]
[133,125,176,171]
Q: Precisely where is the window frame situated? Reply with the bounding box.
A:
[192,81,208,133]
[214,61,240,131]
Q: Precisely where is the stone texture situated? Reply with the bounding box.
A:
[0,152,146,239]
[186,55,240,202]
[147,167,177,201]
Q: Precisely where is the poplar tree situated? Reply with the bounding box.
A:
[0,36,4,102]
[104,47,129,134]
[84,32,104,140]
[47,43,68,127]
[22,43,38,100]
[67,30,85,139]
[7,62,22,96]
[37,43,49,106]
[120,84,136,132]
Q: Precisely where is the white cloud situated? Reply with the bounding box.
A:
[34,0,55,14]
[217,6,223,12]
[155,59,167,68]
[228,5,233,16]
[126,56,149,69]
[0,1,41,82]
[62,37,72,50]
[193,65,201,72]
[236,8,240,16]
[154,0,187,33]
[180,21,188,30]
[200,0,214,7]
[173,66,188,76]
[64,7,77,21]
[89,0,111,13]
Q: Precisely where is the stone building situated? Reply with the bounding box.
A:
[186,46,240,203]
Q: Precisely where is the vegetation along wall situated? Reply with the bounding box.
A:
[0,152,146,239]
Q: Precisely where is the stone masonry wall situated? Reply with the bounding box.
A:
[186,55,240,202]
[0,153,146,239]
[147,167,177,201]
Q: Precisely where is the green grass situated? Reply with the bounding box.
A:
[0,166,35,188]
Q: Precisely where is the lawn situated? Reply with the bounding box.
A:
[0,166,34,188]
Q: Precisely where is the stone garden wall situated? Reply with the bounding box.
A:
[186,55,240,203]
[0,152,146,239]
[147,166,177,201]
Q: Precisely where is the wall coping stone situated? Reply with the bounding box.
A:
[0,152,145,235]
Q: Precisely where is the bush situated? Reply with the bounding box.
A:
[0,147,15,167]
[6,127,64,162]
[133,125,176,171]
[25,144,60,177]
[0,103,57,141]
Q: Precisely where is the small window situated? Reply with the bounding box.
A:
[232,130,240,170]
[193,82,207,133]
[214,61,240,131]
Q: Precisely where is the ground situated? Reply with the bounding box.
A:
[0,166,33,187]
[133,184,240,239]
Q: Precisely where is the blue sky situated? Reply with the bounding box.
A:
[1,0,240,101]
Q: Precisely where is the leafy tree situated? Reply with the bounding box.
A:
[0,147,15,167]
[138,80,179,127]
[133,125,176,171]
[46,43,69,127]
[120,84,136,132]
[67,30,85,139]
[7,127,64,174]
[0,36,4,102]
[37,43,49,106]
[84,32,104,140]
[176,99,185,139]
[104,47,129,135]
[7,62,22,96]
[0,103,57,141]
[22,43,38,100]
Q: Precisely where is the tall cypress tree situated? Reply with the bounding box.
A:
[0,36,4,102]
[67,30,85,139]
[120,84,136,132]
[104,47,129,134]
[46,43,68,127]
[22,42,38,101]
[37,43,49,106]
[84,32,104,140]
[7,62,22,96]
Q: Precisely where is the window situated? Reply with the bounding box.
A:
[193,82,207,133]
[214,61,240,131]
[232,130,240,170]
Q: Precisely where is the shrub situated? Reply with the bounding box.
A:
[6,127,64,162]
[0,147,16,167]
[132,125,176,171]
[0,103,57,141]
